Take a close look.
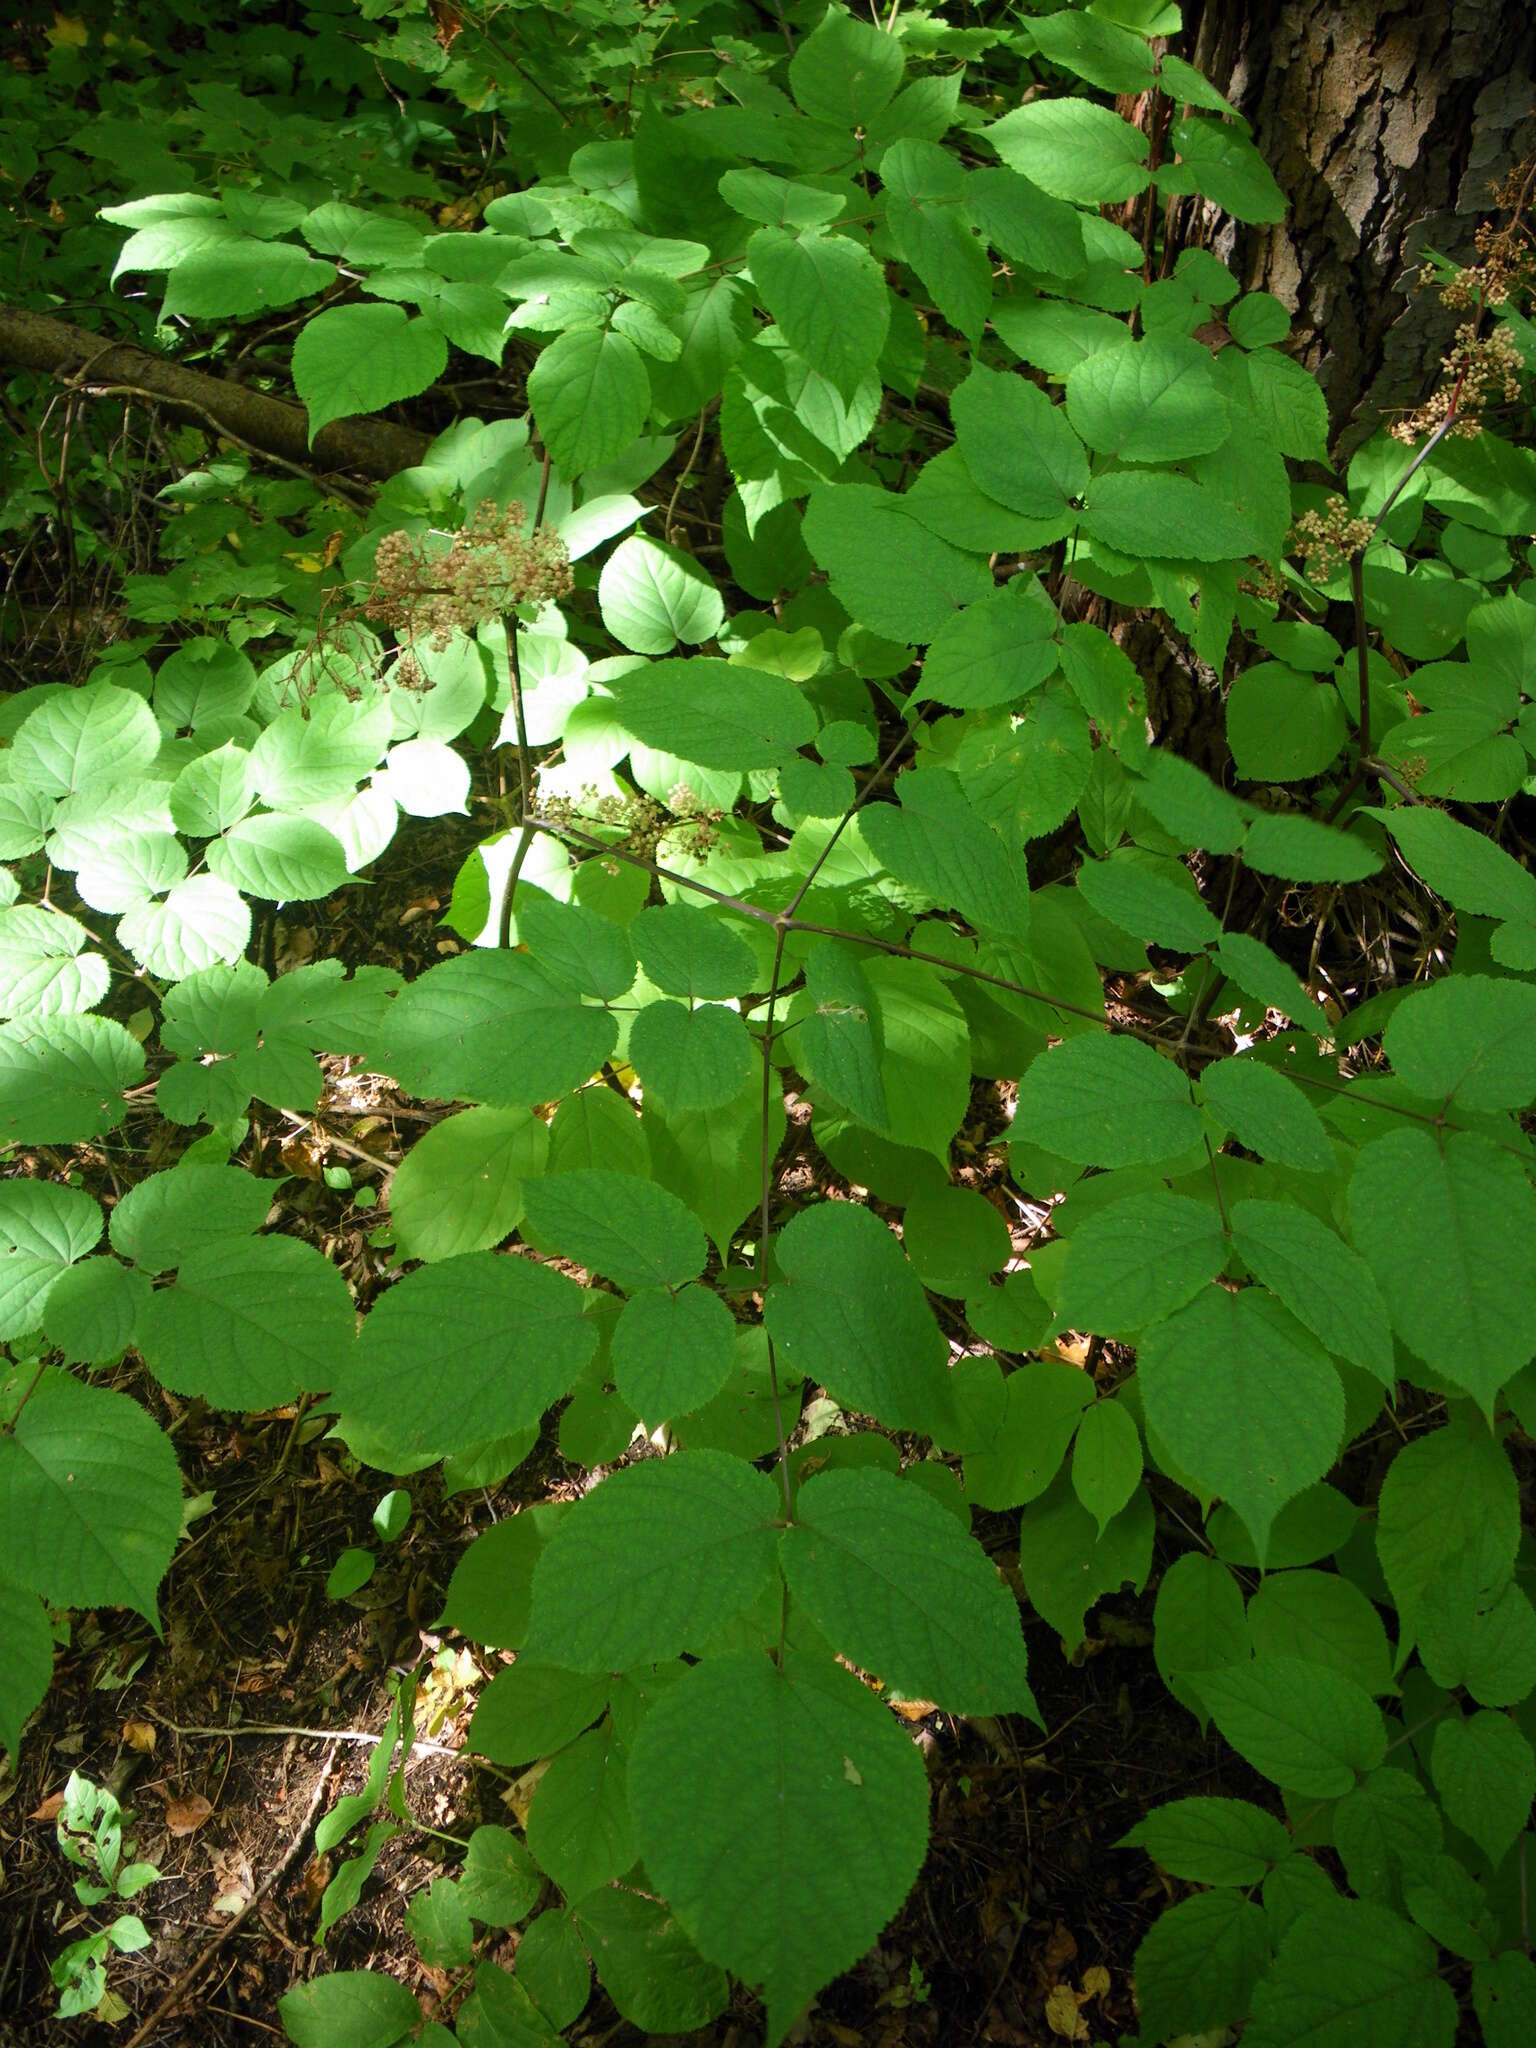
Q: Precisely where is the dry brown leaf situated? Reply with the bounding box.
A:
[122,1719,157,1754]
[162,1791,214,1836]
[280,1134,324,1180]
[207,1844,253,1917]
[1043,1920,1078,1972]
[30,1789,65,1823]
[502,1757,549,1830]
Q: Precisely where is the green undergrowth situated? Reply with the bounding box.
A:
[2,3,1535,2044]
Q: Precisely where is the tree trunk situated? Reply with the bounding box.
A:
[1180,0,1536,456]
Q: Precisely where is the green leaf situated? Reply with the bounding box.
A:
[251,693,391,811]
[440,1507,562,1650]
[918,580,1061,711]
[1159,115,1288,225]
[1017,1467,1154,1647]
[278,1971,422,2048]
[367,951,618,1110]
[1057,1192,1226,1337]
[1377,1420,1519,1661]
[0,906,110,1022]
[630,901,757,995]
[1365,804,1536,921]
[1474,1950,1536,2048]
[860,956,971,1161]
[765,1201,955,1440]
[782,1467,1036,1716]
[1227,663,1348,779]
[1069,1399,1144,1534]
[901,1183,1009,1299]
[598,535,724,655]
[881,141,992,340]
[513,1909,588,2029]
[1242,810,1382,884]
[527,325,650,479]
[10,684,160,798]
[137,1234,355,1408]
[1248,1570,1395,1699]
[1230,1200,1394,1386]
[803,483,992,642]
[1132,1889,1270,2046]
[964,1359,1095,1508]
[405,1878,475,1972]
[861,769,1030,940]
[520,1167,704,1290]
[791,941,888,1131]
[206,813,352,901]
[611,1284,735,1420]
[1333,1766,1441,1902]
[43,1258,151,1366]
[459,1825,543,1928]
[1200,1057,1333,1170]
[748,228,889,399]
[0,1370,180,1624]
[388,1106,548,1263]
[1431,1711,1534,1869]
[525,1451,778,1671]
[467,1663,609,1768]
[1242,1898,1456,2048]
[335,1253,595,1461]
[293,304,447,441]
[1120,1796,1292,1886]
[0,1014,145,1144]
[950,362,1088,535]
[1083,468,1265,560]
[1383,975,1536,1111]
[1075,855,1222,952]
[1014,1034,1200,1166]
[787,5,903,128]
[1066,336,1229,462]
[118,876,252,978]
[0,1577,53,1760]
[605,657,816,768]
[1349,1129,1536,1410]
[0,1179,102,1339]
[1154,1551,1250,1719]
[1213,931,1331,1033]
[630,1001,752,1113]
[627,1648,929,2048]
[325,1547,375,1600]
[1194,1655,1387,1797]
[1139,1287,1344,1564]
[513,890,636,1003]
[108,1164,271,1272]
[1030,8,1156,92]
[575,1887,729,2035]
[983,99,1151,204]
[163,237,336,318]
[645,1052,778,1264]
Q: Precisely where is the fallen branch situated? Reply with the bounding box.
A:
[0,308,430,482]
[118,1745,344,2048]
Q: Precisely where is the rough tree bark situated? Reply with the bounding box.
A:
[1179,0,1536,455]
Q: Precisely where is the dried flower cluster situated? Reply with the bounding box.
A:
[540,785,723,868]
[1288,496,1375,578]
[364,500,573,647]
[1391,323,1524,443]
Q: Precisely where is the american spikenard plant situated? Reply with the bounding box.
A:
[2,3,1536,2043]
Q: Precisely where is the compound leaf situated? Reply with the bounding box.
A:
[627,1649,929,2048]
